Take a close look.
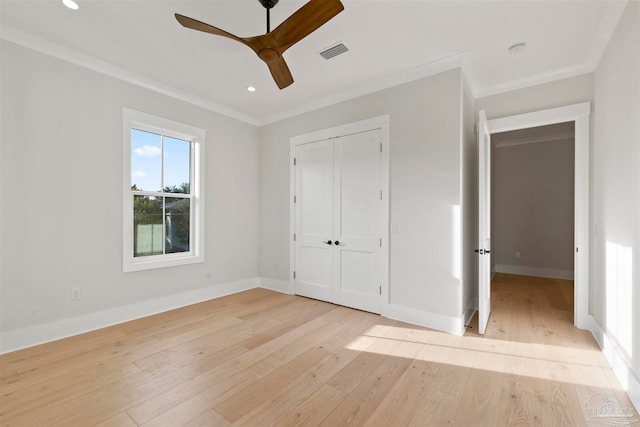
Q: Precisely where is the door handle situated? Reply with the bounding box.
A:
[474,249,491,254]
[334,240,340,246]
[323,240,333,245]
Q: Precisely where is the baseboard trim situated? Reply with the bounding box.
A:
[495,264,574,280]
[0,277,258,354]
[383,303,466,336]
[587,315,640,414]
[258,277,293,294]
[463,297,478,329]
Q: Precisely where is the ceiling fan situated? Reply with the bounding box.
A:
[175,0,344,90]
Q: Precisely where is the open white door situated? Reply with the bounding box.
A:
[477,110,492,334]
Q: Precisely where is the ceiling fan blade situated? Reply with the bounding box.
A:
[265,55,294,89]
[270,0,344,53]
[175,13,244,44]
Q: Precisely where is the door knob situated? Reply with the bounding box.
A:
[334,240,340,245]
[323,240,332,245]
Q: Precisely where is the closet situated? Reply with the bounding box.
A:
[291,119,388,314]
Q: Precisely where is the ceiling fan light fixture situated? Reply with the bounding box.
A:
[62,0,79,10]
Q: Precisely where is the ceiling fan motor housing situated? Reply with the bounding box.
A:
[259,0,279,9]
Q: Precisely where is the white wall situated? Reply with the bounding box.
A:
[0,41,260,344]
[493,138,575,278]
[592,0,640,404]
[476,73,594,119]
[259,69,467,321]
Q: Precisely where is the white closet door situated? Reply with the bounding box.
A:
[332,130,382,313]
[294,140,334,302]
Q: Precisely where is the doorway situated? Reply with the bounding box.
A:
[477,103,591,334]
[492,122,575,280]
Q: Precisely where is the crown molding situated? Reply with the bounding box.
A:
[0,25,262,126]
[474,63,594,99]
[2,0,627,127]
[259,53,468,125]
[475,0,628,99]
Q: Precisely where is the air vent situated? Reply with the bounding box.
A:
[319,43,348,60]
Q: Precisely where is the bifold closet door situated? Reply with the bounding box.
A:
[294,129,382,314]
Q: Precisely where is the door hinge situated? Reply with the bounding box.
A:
[294,195,296,203]
[293,157,296,166]
[379,286,382,295]
[380,143,382,153]
[576,247,579,253]
[293,233,296,242]
[293,271,296,279]
[380,190,383,200]
[379,238,382,247]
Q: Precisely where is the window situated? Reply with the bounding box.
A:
[122,108,204,272]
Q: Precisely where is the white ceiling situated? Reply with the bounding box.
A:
[0,0,627,125]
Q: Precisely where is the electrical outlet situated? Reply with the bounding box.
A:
[515,251,521,258]
[71,287,81,301]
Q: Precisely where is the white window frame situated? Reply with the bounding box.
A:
[122,108,205,272]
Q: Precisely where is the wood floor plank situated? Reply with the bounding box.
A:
[93,411,138,427]
[230,346,360,427]
[214,346,331,422]
[0,360,141,422]
[125,345,251,424]
[183,409,230,427]
[270,384,346,427]
[138,374,257,427]
[320,354,412,426]
[363,358,439,427]
[1,275,636,427]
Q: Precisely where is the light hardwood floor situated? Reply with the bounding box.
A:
[1,273,637,426]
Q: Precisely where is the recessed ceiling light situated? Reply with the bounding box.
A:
[508,42,526,54]
[62,0,79,10]
[247,86,256,92]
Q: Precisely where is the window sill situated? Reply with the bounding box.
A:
[123,253,204,272]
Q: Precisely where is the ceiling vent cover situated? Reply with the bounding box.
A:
[319,43,348,60]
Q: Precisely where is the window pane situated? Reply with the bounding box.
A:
[131,129,162,192]
[134,195,163,257]
[163,136,191,194]
[165,197,190,254]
